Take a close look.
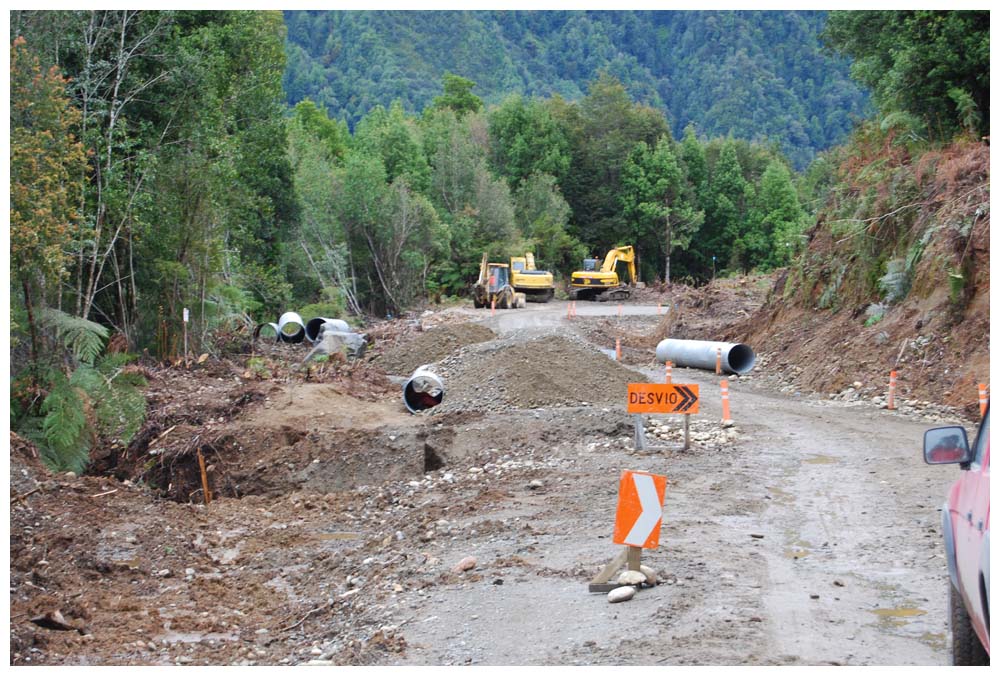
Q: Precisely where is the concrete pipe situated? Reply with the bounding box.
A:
[253,322,281,341]
[655,338,756,375]
[403,365,444,413]
[276,311,306,344]
[305,317,350,342]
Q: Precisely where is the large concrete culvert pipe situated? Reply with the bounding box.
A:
[655,338,756,375]
[305,317,350,342]
[253,322,281,341]
[276,312,307,344]
[403,366,444,413]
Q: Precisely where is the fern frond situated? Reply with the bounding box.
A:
[97,386,147,444]
[40,308,109,365]
[69,364,108,396]
[96,352,136,374]
[39,376,92,473]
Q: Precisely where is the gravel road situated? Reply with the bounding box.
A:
[390,300,964,665]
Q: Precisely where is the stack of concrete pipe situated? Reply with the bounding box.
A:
[253,313,353,345]
[253,311,439,413]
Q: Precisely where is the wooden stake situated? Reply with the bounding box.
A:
[197,449,212,505]
[491,298,496,317]
[683,414,690,450]
[589,547,629,593]
[715,347,722,375]
[626,545,642,572]
[633,414,647,451]
[615,337,621,361]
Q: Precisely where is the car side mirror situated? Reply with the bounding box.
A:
[923,426,972,465]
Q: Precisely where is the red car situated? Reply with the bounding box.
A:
[924,406,990,665]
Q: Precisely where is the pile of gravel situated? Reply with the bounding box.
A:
[428,333,650,414]
[375,323,496,376]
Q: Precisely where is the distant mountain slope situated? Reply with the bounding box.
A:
[283,10,869,168]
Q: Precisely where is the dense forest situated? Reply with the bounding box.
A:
[9,10,990,473]
[283,10,870,169]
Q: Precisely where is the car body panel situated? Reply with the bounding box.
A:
[929,408,990,659]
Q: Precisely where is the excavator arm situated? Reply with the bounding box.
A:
[601,246,636,279]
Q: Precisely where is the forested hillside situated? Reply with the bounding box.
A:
[283,10,869,168]
[9,10,989,474]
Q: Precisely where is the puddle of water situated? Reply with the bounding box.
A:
[316,532,360,541]
[111,558,141,569]
[870,607,927,628]
[766,486,794,503]
[919,632,947,651]
[804,454,838,464]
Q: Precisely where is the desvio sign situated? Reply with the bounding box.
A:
[627,383,699,414]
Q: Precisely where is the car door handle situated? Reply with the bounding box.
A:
[978,520,984,532]
[967,512,974,523]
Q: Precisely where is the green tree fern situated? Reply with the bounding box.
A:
[16,310,147,474]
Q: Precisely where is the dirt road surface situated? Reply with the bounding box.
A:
[10,299,970,666]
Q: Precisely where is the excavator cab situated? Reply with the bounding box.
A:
[487,264,510,293]
[570,246,637,302]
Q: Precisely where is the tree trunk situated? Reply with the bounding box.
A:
[664,211,672,286]
[22,279,39,365]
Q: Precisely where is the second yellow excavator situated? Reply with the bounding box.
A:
[509,253,555,302]
[569,245,637,302]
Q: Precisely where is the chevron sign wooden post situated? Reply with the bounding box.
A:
[627,383,700,451]
[589,470,668,593]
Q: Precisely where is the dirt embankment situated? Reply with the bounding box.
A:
[730,141,989,416]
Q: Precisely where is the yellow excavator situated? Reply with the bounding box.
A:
[473,253,526,309]
[569,245,637,302]
[509,253,555,302]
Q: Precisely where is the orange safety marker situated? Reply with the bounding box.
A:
[615,337,622,361]
[612,470,668,549]
[887,370,897,410]
[665,360,673,384]
[715,347,722,375]
[978,383,989,417]
[720,380,732,422]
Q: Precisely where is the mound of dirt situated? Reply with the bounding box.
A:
[428,334,649,414]
[374,323,497,376]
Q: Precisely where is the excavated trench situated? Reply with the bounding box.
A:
[136,423,458,503]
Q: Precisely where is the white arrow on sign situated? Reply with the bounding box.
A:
[624,473,663,546]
